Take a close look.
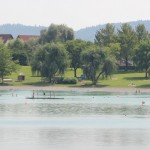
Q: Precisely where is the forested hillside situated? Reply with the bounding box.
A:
[0,24,46,38]
[0,20,150,41]
[75,20,150,41]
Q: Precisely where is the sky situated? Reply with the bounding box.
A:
[0,0,150,30]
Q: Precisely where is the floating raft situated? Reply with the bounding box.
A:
[26,97,64,99]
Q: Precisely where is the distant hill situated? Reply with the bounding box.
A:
[1,21,150,41]
[0,24,46,38]
[75,20,150,42]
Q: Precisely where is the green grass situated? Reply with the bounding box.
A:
[97,72,150,88]
[1,66,150,88]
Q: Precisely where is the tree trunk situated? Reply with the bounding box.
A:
[1,73,4,84]
[94,71,103,85]
[74,68,77,77]
[145,68,148,78]
[125,57,128,71]
[92,80,97,85]
[92,71,103,85]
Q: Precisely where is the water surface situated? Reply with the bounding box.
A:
[0,90,150,150]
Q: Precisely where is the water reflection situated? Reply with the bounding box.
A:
[0,128,150,150]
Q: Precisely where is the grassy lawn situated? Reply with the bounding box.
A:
[98,72,150,88]
[1,66,150,88]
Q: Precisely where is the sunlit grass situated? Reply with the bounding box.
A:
[2,66,150,88]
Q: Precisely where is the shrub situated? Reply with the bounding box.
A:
[55,77,64,84]
[62,77,78,84]
[54,77,78,84]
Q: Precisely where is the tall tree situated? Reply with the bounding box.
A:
[0,42,17,83]
[39,24,74,44]
[118,23,137,70]
[66,39,87,77]
[95,23,116,47]
[135,24,149,43]
[134,41,150,78]
[31,43,68,82]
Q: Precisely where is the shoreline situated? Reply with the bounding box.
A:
[0,85,149,93]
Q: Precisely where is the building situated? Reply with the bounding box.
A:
[17,35,39,43]
[0,34,13,43]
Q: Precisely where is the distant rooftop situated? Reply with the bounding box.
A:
[17,35,40,42]
[0,34,13,43]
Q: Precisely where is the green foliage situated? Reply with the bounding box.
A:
[102,57,117,78]
[55,76,78,84]
[95,23,116,47]
[39,24,74,44]
[134,40,150,78]
[118,23,138,70]
[25,39,40,65]
[103,43,121,60]
[135,24,149,43]
[0,42,18,83]
[65,39,87,77]
[31,43,69,82]
[62,77,78,84]
[82,48,105,85]
[7,39,28,65]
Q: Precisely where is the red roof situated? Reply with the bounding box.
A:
[17,35,39,42]
[0,34,13,43]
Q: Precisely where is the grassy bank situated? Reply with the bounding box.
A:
[2,66,150,88]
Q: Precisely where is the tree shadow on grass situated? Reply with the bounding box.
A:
[0,83,13,86]
[71,83,109,88]
[123,77,146,80]
[136,84,150,88]
[23,81,110,88]
[22,82,51,86]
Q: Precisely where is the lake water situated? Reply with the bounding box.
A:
[0,90,150,150]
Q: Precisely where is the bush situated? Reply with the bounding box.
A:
[54,77,78,84]
[55,77,64,84]
[62,77,78,84]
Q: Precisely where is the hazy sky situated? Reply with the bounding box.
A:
[0,0,150,30]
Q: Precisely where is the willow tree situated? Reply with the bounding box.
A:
[81,47,116,85]
[31,43,68,82]
[39,24,74,44]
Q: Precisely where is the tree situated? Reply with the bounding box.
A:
[103,43,121,60]
[66,39,87,77]
[95,23,116,47]
[0,42,17,83]
[24,38,40,65]
[39,24,74,44]
[81,47,116,85]
[7,39,28,65]
[102,57,117,79]
[118,23,138,70]
[31,43,68,82]
[134,41,150,78]
[135,24,149,43]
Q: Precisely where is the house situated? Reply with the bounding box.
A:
[17,35,39,43]
[0,34,13,43]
